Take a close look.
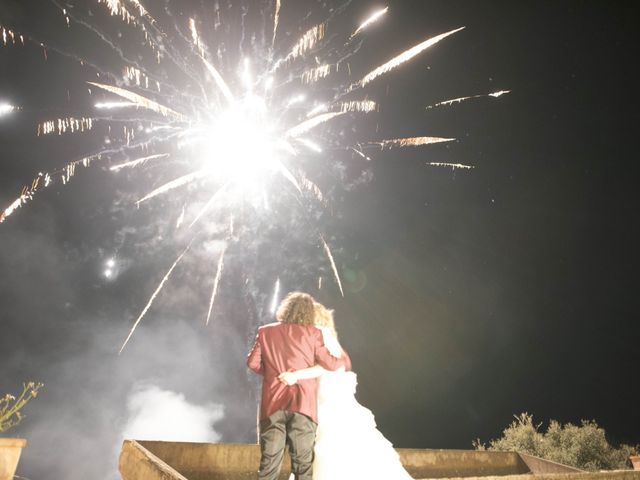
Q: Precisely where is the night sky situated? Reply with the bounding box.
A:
[1,1,638,479]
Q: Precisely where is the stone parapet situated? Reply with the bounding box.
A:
[118,441,640,480]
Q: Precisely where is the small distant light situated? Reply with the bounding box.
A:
[106,258,116,268]
[104,269,113,278]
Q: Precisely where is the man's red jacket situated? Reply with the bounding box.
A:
[247,322,351,423]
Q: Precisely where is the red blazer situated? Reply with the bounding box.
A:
[247,322,351,423]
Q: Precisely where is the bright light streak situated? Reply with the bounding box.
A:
[351,6,389,39]
[306,103,328,117]
[297,138,323,153]
[269,278,281,314]
[205,246,226,325]
[242,58,253,90]
[428,162,474,170]
[286,94,306,107]
[321,236,344,297]
[95,101,138,109]
[359,27,465,87]
[0,103,17,116]
[119,242,193,354]
[426,90,511,109]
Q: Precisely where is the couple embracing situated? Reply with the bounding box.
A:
[247,291,412,480]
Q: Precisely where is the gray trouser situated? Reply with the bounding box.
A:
[258,410,317,480]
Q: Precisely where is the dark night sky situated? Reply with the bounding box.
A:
[1,1,639,479]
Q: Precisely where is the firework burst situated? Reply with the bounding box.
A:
[0,1,508,351]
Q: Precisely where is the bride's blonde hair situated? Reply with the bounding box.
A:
[313,302,338,338]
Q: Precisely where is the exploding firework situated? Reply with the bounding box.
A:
[0,1,508,351]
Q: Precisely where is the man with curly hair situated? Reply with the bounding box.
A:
[247,291,351,480]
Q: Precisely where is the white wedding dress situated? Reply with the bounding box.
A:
[310,329,413,480]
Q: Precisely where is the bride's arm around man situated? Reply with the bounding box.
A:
[247,292,351,480]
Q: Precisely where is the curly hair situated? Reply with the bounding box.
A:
[313,302,338,337]
[276,292,316,326]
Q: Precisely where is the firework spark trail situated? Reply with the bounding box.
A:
[276,162,303,194]
[200,57,235,103]
[0,197,27,224]
[136,170,207,205]
[50,0,165,81]
[426,90,511,109]
[301,64,332,84]
[359,26,465,87]
[0,127,172,223]
[269,278,281,314]
[287,112,346,138]
[296,138,323,153]
[205,246,227,325]
[350,6,389,39]
[95,100,139,109]
[176,204,186,229]
[368,136,456,149]
[124,66,153,90]
[91,0,213,101]
[300,175,325,204]
[98,0,138,25]
[290,24,326,59]
[320,236,344,297]
[188,184,229,229]
[87,82,185,120]
[339,100,377,113]
[1,26,24,46]
[109,154,170,172]
[0,151,105,223]
[350,146,372,161]
[272,23,326,71]
[119,241,193,354]
[271,0,281,48]
[189,18,205,58]
[4,10,125,84]
[428,162,474,169]
[37,117,93,136]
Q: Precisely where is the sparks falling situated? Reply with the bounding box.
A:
[0,1,508,350]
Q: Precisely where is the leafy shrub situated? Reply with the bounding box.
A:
[474,413,638,471]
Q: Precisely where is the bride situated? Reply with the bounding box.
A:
[278,302,413,480]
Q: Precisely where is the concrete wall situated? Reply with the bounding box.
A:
[133,441,293,480]
[397,449,530,479]
[518,453,582,475]
[119,441,188,480]
[439,471,640,480]
[118,441,640,480]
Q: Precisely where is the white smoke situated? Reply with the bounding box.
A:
[122,385,224,442]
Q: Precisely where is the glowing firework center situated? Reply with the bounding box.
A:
[192,93,284,191]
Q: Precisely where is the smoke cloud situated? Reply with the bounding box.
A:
[122,385,224,443]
